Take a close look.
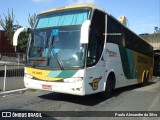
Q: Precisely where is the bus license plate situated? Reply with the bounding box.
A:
[42,85,52,90]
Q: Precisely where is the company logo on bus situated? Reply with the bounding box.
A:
[89,77,102,90]
[106,49,117,57]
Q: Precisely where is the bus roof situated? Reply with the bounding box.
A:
[39,4,96,15]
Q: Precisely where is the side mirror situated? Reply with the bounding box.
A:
[13,27,29,47]
[80,20,91,44]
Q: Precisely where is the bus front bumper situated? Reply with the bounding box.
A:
[24,76,85,96]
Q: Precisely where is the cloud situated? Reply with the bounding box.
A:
[32,0,52,2]
[67,0,96,5]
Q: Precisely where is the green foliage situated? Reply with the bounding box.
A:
[17,32,29,53]
[17,13,37,52]
[17,13,36,52]
[28,13,36,28]
[0,9,37,53]
[0,8,18,43]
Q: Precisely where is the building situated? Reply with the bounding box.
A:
[140,33,160,76]
[0,30,15,53]
[140,33,160,50]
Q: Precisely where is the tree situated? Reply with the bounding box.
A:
[154,27,160,33]
[17,13,37,53]
[17,29,29,53]
[28,13,36,28]
[0,8,19,43]
[0,10,37,53]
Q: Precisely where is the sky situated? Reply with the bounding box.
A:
[0,0,159,34]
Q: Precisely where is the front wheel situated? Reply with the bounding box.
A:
[101,78,113,99]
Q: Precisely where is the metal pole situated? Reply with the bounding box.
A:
[18,53,20,69]
[3,64,7,92]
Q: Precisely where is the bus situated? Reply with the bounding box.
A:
[13,4,154,98]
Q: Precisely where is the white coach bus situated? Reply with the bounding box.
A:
[13,4,153,98]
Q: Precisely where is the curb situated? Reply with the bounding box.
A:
[0,88,28,97]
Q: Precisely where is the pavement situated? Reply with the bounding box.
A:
[0,77,159,120]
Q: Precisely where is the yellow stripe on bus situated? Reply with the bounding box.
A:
[133,52,153,83]
[26,67,63,82]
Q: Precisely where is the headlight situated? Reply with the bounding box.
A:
[63,78,83,83]
[25,74,33,79]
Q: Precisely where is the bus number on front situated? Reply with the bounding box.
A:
[32,71,42,75]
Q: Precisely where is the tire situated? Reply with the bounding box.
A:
[142,73,149,86]
[101,77,113,99]
[146,73,149,85]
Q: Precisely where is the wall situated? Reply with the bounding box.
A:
[141,33,160,50]
[141,33,160,76]
[0,30,15,53]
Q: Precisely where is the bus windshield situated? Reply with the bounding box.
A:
[27,26,85,69]
[26,9,90,69]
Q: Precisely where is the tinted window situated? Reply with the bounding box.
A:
[107,15,153,57]
[107,15,123,46]
[87,9,105,66]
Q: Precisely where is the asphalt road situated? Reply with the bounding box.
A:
[0,78,159,120]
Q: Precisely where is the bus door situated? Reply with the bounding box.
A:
[85,31,105,94]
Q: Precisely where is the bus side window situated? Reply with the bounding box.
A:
[87,9,105,67]
[87,30,98,65]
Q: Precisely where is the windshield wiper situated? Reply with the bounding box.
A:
[50,37,64,70]
[50,47,64,70]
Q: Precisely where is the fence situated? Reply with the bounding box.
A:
[0,53,25,64]
[0,64,25,92]
[0,53,25,92]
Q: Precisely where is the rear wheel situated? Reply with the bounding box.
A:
[142,73,149,86]
[146,73,149,85]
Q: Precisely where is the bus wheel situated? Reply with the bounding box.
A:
[142,73,149,86]
[146,73,149,85]
[101,77,113,99]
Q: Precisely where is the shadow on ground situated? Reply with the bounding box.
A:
[113,81,156,97]
[39,81,156,106]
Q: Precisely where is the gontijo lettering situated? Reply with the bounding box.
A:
[137,56,148,64]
